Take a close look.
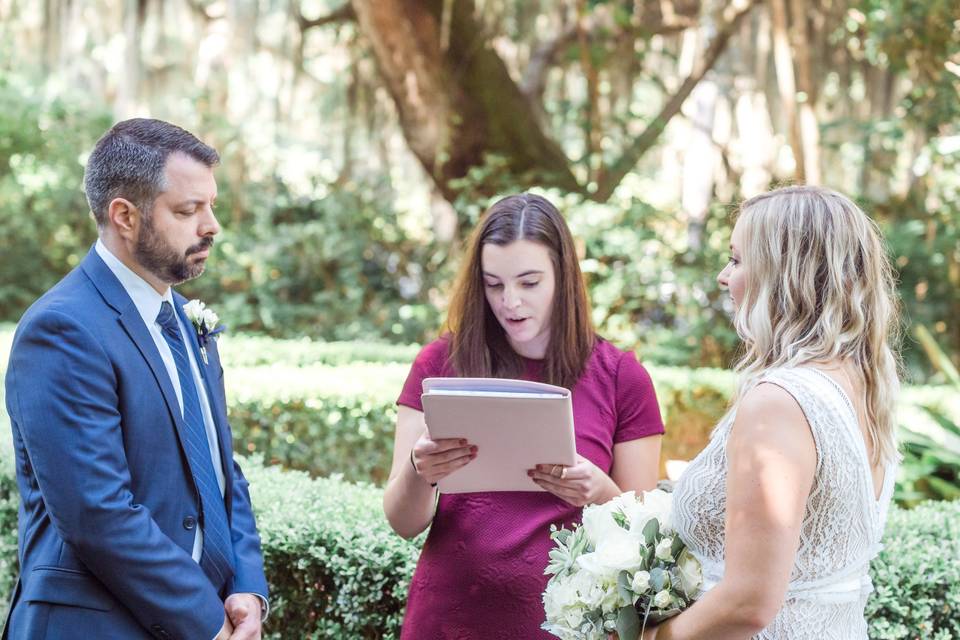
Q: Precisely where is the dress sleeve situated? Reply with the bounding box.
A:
[613,351,665,443]
[396,339,449,411]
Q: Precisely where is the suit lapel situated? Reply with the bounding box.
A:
[80,248,192,452]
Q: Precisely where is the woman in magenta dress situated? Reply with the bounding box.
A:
[383,193,665,639]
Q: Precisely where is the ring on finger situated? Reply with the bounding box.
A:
[551,464,563,478]
[559,466,567,480]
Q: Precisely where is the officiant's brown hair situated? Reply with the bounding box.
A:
[445,193,595,390]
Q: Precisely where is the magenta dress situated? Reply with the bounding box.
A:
[396,337,665,639]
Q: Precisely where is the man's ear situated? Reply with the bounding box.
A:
[107,198,141,240]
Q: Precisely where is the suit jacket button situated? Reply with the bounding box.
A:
[183,516,197,530]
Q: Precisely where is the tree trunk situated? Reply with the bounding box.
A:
[788,0,821,184]
[117,0,148,118]
[769,0,804,182]
[681,78,718,250]
[350,0,579,201]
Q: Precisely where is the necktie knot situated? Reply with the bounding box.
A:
[156,301,180,337]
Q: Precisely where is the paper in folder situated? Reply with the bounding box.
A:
[421,377,576,493]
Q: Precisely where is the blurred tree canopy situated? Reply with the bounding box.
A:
[0,0,957,374]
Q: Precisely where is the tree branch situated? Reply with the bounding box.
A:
[297,2,355,31]
[591,0,760,202]
[520,22,579,100]
[520,8,697,103]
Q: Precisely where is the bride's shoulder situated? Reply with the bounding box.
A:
[730,381,816,458]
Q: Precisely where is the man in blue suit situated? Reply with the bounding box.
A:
[3,119,268,639]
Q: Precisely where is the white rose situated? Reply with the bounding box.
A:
[632,489,674,532]
[653,589,673,609]
[581,500,621,544]
[577,533,643,579]
[183,299,205,322]
[655,536,675,562]
[202,308,219,329]
[631,570,651,594]
[676,547,703,597]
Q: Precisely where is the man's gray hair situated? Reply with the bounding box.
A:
[84,118,219,227]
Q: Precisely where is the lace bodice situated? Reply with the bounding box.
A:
[671,367,897,639]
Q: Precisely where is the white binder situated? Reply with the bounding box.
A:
[421,377,577,493]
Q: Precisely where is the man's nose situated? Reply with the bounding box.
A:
[201,207,221,236]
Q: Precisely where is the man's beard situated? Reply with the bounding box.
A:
[134,216,212,286]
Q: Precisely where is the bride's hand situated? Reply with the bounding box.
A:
[528,454,616,506]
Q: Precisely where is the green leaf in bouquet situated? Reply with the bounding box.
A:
[670,535,685,559]
[551,527,572,544]
[615,604,641,640]
[650,567,668,591]
[571,526,592,556]
[638,542,653,570]
[642,518,660,546]
[613,508,629,530]
[618,570,635,603]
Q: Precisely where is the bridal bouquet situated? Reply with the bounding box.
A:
[542,490,701,640]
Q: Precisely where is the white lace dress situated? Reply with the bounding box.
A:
[671,367,897,639]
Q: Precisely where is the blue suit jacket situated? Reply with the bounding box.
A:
[2,247,268,640]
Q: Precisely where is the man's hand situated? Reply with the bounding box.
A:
[215,614,234,640]
[225,593,263,640]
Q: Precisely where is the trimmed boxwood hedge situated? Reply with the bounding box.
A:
[3,326,959,486]
[222,361,959,487]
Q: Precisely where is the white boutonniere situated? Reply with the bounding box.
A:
[183,299,225,365]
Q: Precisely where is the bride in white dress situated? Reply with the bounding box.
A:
[648,186,900,639]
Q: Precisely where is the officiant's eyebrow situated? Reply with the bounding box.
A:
[483,269,544,278]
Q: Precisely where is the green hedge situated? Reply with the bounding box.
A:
[245,460,421,639]
[865,499,960,638]
[5,326,959,490]
[218,334,420,368]
[0,440,957,637]
[222,360,960,494]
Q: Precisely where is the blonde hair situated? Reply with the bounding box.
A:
[731,185,900,465]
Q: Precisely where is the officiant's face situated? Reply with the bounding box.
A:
[717,218,746,309]
[482,239,557,358]
[135,152,220,285]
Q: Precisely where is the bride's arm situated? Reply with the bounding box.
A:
[650,383,817,640]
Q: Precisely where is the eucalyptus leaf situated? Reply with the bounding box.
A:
[642,518,660,546]
[616,605,641,640]
[670,535,685,558]
[639,543,653,570]
[650,567,667,591]
[618,570,635,602]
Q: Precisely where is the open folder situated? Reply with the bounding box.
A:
[421,377,576,493]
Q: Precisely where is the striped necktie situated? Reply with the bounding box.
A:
[156,300,234,587]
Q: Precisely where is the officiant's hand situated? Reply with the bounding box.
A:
[410,435,477,486]
[528,455,618,507]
